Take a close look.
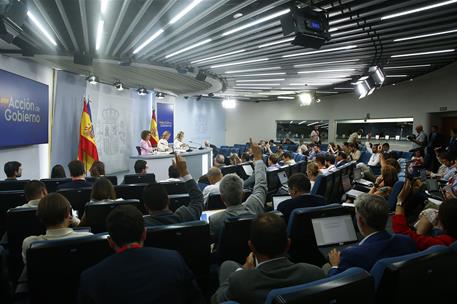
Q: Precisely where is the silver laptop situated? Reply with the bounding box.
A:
[278,171,288,190]
[272,195,291,210]
[353,168,373,187]
[242,164,253,176]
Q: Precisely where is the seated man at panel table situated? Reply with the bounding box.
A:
[209,141,267,241]
[202,167,223,204]
[56,160,92,190]
[22,193,93,263]
[143,155,204,226]
[326,194,416,276]
[212,213,325,304]
[79,205,202,304]
[3,161,22,180]
[277,173,326,222]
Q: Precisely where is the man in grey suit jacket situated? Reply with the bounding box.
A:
[212,213,325,304]
[209,141,267,241]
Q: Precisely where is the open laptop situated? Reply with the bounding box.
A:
[311,213,359,257]
[242,164,253,176]
[353,167,373,187]
[200,209,225,223]
[278,170,288,190]
[272,195,292,210]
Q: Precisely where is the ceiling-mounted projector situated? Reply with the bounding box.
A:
[280,5,330,49]
[0,0,27,43]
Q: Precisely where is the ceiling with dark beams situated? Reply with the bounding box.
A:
[1,0,457,100]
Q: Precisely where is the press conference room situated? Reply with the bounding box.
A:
[1,0,457,303]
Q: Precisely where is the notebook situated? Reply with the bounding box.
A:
[242,164,253,176]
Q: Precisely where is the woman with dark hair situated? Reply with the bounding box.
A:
[139,130,154,155]
[89,161,105,177]
[369,165,398,199]
[90,177,116,202]
[51,164,66,178]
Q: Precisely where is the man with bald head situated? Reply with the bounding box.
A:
[410,124,428,152]
[202,167,223,204]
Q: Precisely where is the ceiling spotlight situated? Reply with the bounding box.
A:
[114,81,124,91]
[298,93,313,106]
[137,87,148,96]
[222,98,236,109]
[156,92,165,99]
[356,80,370,99]
[233,13,243,19]
[87,75,98,84]
[315,98,321,103]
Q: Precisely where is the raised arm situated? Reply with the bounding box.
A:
[244,139,267,213]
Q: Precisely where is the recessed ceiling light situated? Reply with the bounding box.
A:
[234,87,272,90]
[169,0,203,24]
[230,72,286,77]
[222,8,290,36]
[384,64,431,69]
[329,17,350,25]
[316,91,339,94]
[191,49,246,64]
[225,67,281,74]
[236,79,285,82]
[133,29,164,54]
[235,83,281,86]
[334,87,354,90]
[233,13,243,19]
[26,11,58,46]
[294,59,360,67]
[96,19,104,51]
[165,38,212,58]
[289,83,332,86]
[391,49,455,58]
[258,37,295,48]
[386,75,408,78]
[381,0,457,20]
[298,68,356,74]
[211,58,269,68]
[278,96,295,99]
[100,0,108,15]
[394,29,457,42]
[283,45,357,58]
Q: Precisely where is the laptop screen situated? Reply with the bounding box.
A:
[243,165,253,176]
[272,195,291,210]
[278,171,288,185]
[353,167,362,180]
[342,175,351,192]
[311,214,358,246]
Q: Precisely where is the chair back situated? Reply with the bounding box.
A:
[387,181,404,210]
[57,187,92,217]
[214,216,255,265]
[123,173,156,185]
[310,174,327,196]
[86,175,118,186]
[40,178,72,192]
[0,180,30,191]
[207,194,226,210]
[27,234,112,304]
[135,146,141,155]
[371,245,457,304]
[0,190,26,235]
[159,181,187,195]
[168,194,190,212]
[115,183,147,201]
[6,208,45,282]
[266,268,374,304]
[287,204,345,265]
[85,199,142,233]
[359,151,372,164]
[145,221,210,291]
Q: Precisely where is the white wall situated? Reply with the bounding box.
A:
[225,62,457,148]
[0,55,53,179]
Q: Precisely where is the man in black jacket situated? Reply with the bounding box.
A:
[78,205,202,304]
[277,173,326,222]
[143,155,204,226]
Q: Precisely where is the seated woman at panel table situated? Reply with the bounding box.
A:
[157,131,171,152]
[173,131,189,150]
[139,130,154,155]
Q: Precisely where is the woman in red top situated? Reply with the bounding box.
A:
[392,179,457,250]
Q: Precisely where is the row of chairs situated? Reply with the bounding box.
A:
[311,162,356,203]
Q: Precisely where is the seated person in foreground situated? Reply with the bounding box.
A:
[202,167,223,204]
[89,161,105,177]
[327,194,416,275]
[16,180,48,208]
[50,164,66,178]
[143,155,204,226]
[209,141,267,240]
[277,173,326,221]
[393,180,457,250]
[198,154,225,184]
[282,151,295,165]
[22,193,92,263]
[335,151,348,168]
[56,160,92,190]
[79,205,202,304]
[4,161,22,180]
[212,213,324,304]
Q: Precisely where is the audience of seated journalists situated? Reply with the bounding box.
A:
[1,128,457,303]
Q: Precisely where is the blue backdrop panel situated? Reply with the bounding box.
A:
[0,68,49,148]
[157,102,174,142]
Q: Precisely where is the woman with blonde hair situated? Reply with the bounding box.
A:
[157,131,171,152]
[306,162,321,190]
[173,131,188,150]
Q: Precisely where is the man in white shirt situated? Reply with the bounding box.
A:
[22,193,92,263]
[203,167,223,204]
[16,180,47,209]
[159,166,182,183]
[410,125,427,152]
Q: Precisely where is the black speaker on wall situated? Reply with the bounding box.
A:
[74,53,93,66]
[196,71,207,81]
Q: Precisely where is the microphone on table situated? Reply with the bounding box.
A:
[188,140,203,150]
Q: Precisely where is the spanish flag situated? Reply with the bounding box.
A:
[149,109,159,147]
[78,98,99,171]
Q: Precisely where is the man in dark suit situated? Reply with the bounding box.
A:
[212,213,324,304]
[335,151,348,168]
[143,155,204,226]
[327,194,416,276]
[56,160,92,190]
[277,173,326,222]
[78,205,202,304]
